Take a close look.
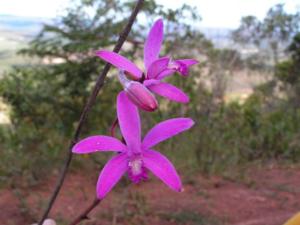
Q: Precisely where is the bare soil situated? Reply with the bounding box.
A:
[1,164,300,225]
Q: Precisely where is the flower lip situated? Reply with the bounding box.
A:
[168,59,199,77]
[169,61,188,76]
[127,154,148,183]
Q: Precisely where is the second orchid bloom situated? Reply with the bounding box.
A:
[73,92,194,199]
[96,19,198,111]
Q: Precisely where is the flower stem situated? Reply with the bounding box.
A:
[37,1,144,224]
[110,118,119,137]
[68,198,101,225]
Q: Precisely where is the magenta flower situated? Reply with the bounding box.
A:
[72,92,194,199]
[96,19,198,111]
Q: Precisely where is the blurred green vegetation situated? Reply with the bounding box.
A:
[0,0,300,190]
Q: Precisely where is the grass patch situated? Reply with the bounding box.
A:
[158,210,222,225]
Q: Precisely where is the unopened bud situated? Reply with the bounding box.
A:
[118,70,158,111]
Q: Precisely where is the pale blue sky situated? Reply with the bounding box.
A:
[0,0,299,28]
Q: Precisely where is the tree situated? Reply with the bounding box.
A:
[288,32,300,63]
[232,16,261,46]
[233,4,300,65]
[274,33,300,108]
[262,4,300,64]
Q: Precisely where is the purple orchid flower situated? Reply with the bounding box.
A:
[72,91,194,199]
[96,19,198,111]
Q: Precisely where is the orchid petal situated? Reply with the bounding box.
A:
[156,69,176,80]
[96,50,142,79]
[117,91,141,152]
[144,19,164,69]
[173,59,199,76]
[176,59,199,67]
[72,135,127,154]
[142,118,194,149]
[143,149,182,192]
[96,153,128,199]
[147,57,170,79]
[147,82,189,103]
[143,79,160,87]
[157,59,198,79]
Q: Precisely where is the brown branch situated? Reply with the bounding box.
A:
[110,118,119,137]
[68,198,101,225]
[37,1,144,224]
[127,38,143,45]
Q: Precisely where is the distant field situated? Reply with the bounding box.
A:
[0,14,45,75]
[0,29,29,74]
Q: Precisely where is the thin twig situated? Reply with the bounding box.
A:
[68,198,101,225]
[110,118,119,137]
[38,1,144,224]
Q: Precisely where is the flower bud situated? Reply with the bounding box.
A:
[118,70,158,111]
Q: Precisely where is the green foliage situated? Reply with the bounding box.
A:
[0,0,207,186]
[181,97,300,175]
[274,32,300,107]
[275,60,299,84]
[288,32,300,63]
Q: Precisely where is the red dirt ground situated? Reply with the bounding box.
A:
[1,164,300,225]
